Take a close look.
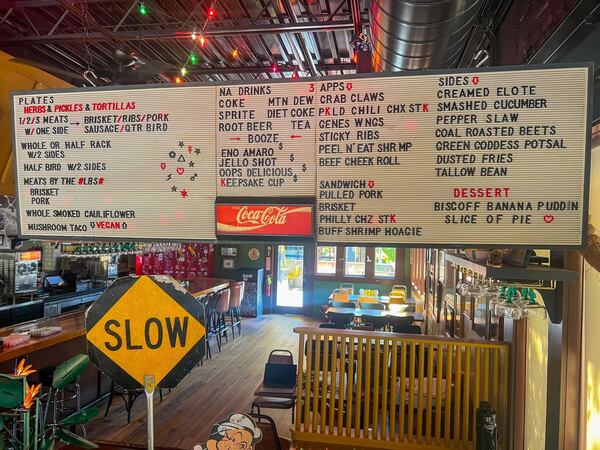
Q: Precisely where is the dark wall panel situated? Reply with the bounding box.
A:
[499,0,578,65]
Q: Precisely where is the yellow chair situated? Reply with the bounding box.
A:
[392,284,408,296]
[332,288,349,302]
[287,265,301,280]
[360,288,379,297]
[389,292,406,306]
[340,283,354,295]
[358,296,378,304]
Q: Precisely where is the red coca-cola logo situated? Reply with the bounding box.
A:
[236,205,291,227]
[216,204,313,236]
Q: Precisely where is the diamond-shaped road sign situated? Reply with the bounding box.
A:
[86,275,206,389]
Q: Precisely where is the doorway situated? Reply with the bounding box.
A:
[274,244,312,314]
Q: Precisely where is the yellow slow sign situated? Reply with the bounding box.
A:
[86,276,205,387]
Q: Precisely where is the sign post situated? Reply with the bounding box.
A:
[144,375,156,450]
[86,275,206,448]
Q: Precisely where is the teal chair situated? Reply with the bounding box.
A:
[40,354,90,429]
[0,374,25,409]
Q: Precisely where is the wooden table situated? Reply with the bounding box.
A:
[326,307,424,322]
[185,277,231,297]
[0,309,86,363]
[328,293,416,305]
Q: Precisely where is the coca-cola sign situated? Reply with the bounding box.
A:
[216,202,314,238]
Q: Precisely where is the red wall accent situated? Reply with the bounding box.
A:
[135,243,214,279]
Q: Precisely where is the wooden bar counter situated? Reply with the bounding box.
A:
[0,276,232,405]
[186,277,230,297]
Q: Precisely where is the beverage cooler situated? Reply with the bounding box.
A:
[236,268,263,318]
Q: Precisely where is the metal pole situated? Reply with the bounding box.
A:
[144,375,155,450]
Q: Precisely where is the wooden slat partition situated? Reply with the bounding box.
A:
[293,327,510,450]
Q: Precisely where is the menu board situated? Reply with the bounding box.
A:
[315,67,590,246]
[12,64,591,247]
[12,86,216,240]
[216,81,315,195]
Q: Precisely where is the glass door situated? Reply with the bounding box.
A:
[275,245,305,312]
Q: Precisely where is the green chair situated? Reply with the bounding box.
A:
[40,354,90,430]
[0,374,25,409]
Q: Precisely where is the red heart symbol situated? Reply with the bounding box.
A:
[160,162,166,170]
[176,167,185,175]
[543,215,554,223]
[472,76,479,85]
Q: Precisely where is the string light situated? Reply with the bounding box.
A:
[231,48,239,58]
[271,64,278,73]
[191,30,197,41]
[174,76,183,84]
[189,52,199,65]
[180,67,188,76]
[208,6,217,20]
[199,36,206,47]
[138,1,148,15]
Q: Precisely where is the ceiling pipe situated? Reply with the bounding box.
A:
[369,0,484,71]
[0,21,355,45]
[281,0,318,76]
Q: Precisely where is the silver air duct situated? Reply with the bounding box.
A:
[370,0,484,72]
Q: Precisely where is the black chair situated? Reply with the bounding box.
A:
[326,312,355,327]
[361,314,388,331]
[249,413,291,450]
[389,316,415,331]
[331,301,356,308]
[394,324,422,335]
[251,351,296,423]
[359,302,385,310]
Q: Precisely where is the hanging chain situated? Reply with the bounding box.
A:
[81,0,93,71]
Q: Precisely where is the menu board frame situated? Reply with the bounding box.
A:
[11,62,593,249]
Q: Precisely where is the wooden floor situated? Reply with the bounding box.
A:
[86,314,319,450]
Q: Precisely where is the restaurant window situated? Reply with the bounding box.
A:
[316,246,337,274]
[375,247,396,278]
[344,246,366,277]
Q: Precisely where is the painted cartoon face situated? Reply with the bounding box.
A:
[215,429,253,450]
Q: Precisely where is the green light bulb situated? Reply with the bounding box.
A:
[139,2,148,15]
[189,53,198,65]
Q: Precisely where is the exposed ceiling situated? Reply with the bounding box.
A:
[0,0,503,86]
[0,0,371,85]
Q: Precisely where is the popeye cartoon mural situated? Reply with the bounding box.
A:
[193,413,262,450]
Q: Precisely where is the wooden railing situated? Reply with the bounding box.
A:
[293,327,510,449]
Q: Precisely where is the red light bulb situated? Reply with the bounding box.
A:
[291,71,299,80]
[208,7,217,19]
[271,64,278,73]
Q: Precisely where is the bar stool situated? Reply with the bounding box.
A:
[215,288,231,351]
[228,281,244,339]
[196,294,212,364]
[104,382,165,423]
[39,354,89,431]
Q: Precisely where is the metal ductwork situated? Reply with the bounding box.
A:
[370,0,485,72]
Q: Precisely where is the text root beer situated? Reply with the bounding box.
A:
[216,203,314,237]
